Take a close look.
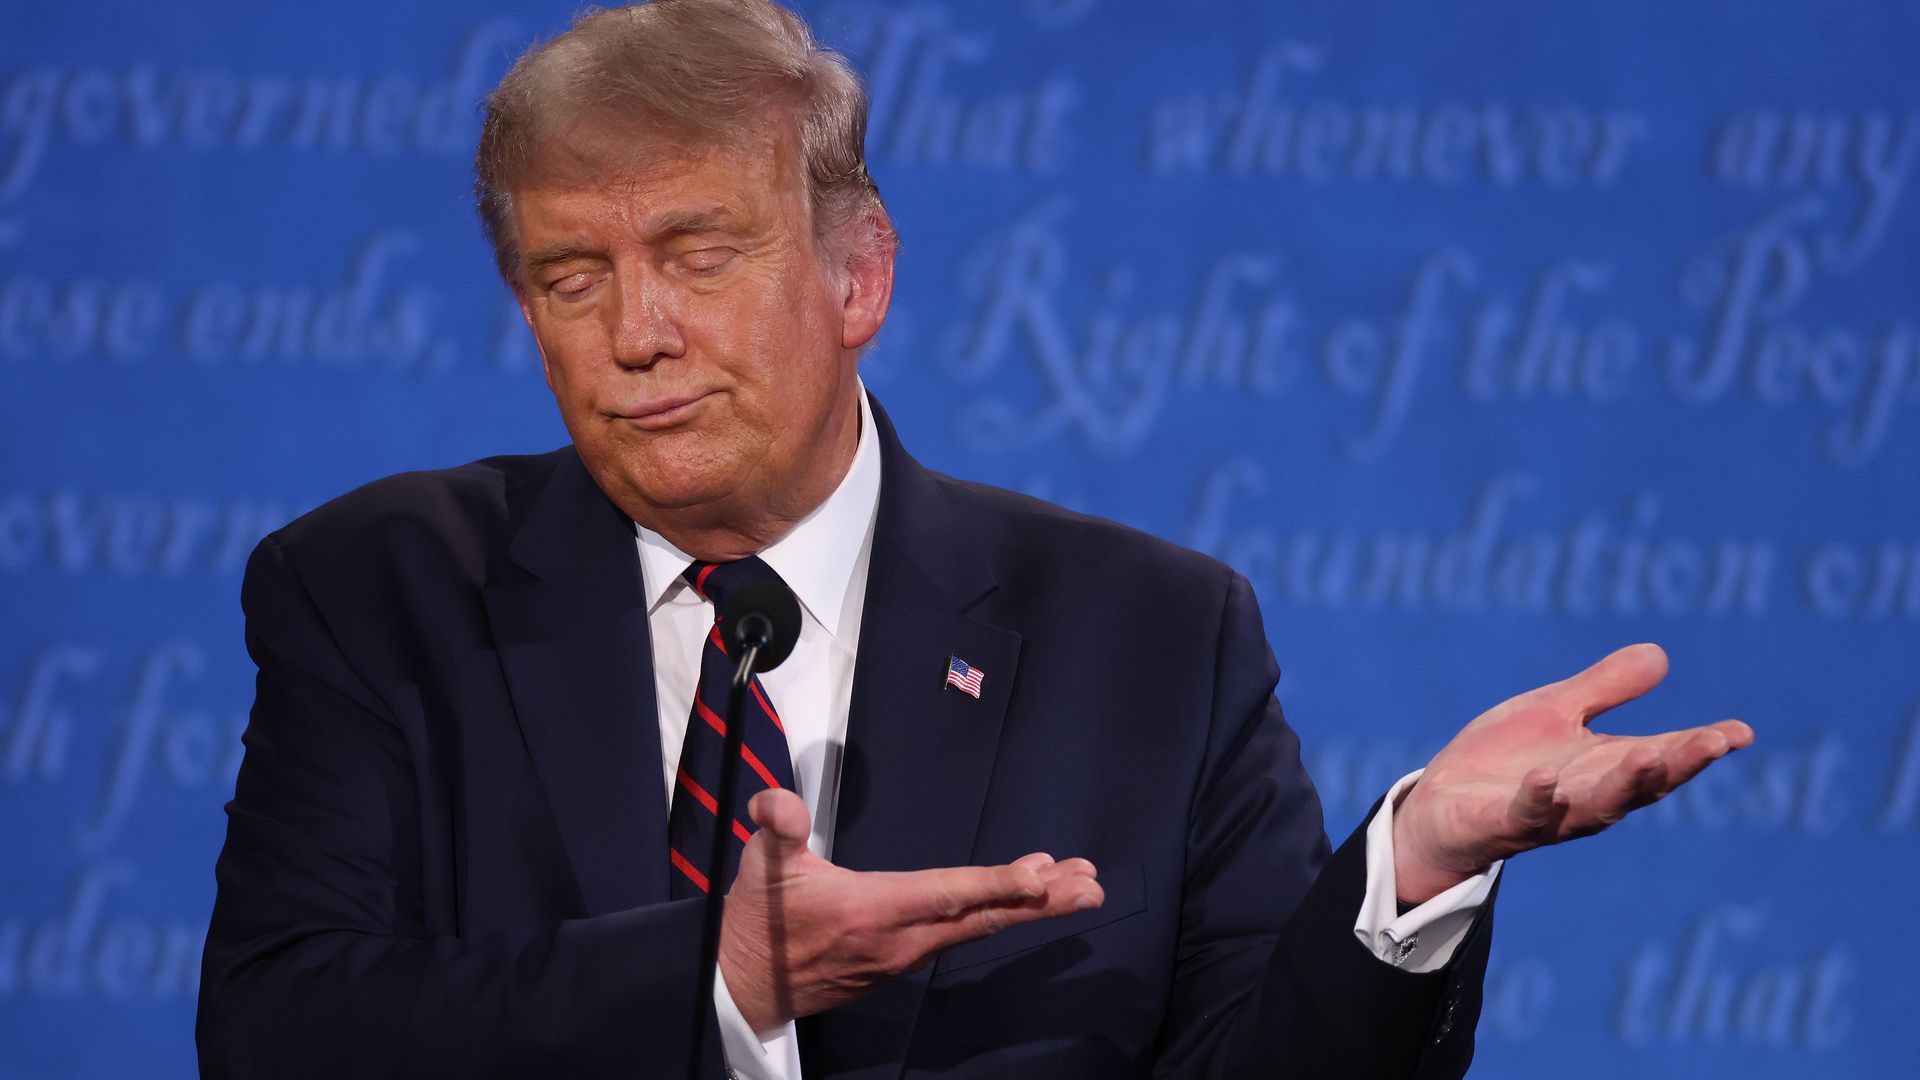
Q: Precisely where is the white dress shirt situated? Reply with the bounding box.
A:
[633,387,1498,1080]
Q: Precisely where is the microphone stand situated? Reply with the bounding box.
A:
[690,616,772,1080]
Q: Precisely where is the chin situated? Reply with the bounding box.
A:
[603,451,745,515]
[574,416,768,519]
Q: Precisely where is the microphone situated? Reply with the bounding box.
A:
[691,576,802,1080]
[718,580,802,673]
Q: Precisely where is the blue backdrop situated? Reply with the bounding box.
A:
[3,2,1916,1076]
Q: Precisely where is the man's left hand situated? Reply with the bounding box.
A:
[1391,643,1754,905]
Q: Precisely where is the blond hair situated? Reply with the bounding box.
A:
[474,0,891,284]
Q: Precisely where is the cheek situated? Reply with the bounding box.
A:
[745,282,837,373]
[712,291,822,398]
[533,319,606,397]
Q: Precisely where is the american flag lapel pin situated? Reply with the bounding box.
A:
[944,655,985,698]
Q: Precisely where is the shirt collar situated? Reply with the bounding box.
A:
[634,386,882,644]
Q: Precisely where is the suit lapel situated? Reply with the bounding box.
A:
[482,451,669,915]
[806,401,1023,1078]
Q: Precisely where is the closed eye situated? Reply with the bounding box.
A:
[680,248,737,274]
[548,272,598,299]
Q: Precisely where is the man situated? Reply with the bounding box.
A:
[196,1,1752,1077]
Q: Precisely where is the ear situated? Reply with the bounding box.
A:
[514,286,559,393]
[837,207,896,351]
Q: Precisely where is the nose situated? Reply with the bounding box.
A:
[608,263,685,368]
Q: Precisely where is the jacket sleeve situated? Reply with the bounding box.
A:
[196,536,720,1079]
[1151,571,1495,1080]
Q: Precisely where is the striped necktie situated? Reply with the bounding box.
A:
[667,556,799,899]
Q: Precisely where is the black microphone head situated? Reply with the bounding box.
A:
[719,578,802,671]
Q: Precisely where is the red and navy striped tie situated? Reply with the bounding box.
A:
[667,557,798,899]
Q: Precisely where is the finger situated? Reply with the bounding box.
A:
[1554,643,1669,724]
[1713,718,1755,750]
[1507,766,1560,834]
[881,871,1106,978]
[1650,720,1752,786]
[891,863,1048,924]
[746,788,813,857]
[1036,857,1097,883]
[1588,744,1667,827]
[910,874,1106,956]
[875,860,1113,972]
[1646,718,1750,760]
[1011,852,1056,871]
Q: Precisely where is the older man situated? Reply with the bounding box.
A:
[196,2,1752,1078]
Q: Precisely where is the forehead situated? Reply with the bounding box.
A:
[511,118,806,238]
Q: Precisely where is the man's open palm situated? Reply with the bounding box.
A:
[1392,643,1755,904]
[719,788,1103,1033]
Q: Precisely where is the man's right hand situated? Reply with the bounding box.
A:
[718,788,1103,1034]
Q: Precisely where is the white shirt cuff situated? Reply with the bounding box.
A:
[712,963,802,1080]
[1353,768,1501,974]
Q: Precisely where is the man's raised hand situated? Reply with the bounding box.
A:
[718,788,1103,1034]
[1391,643,1755,905]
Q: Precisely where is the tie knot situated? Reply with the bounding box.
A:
[682,556,782,611]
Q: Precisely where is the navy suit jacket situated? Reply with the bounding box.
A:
[198,399,1494,1079]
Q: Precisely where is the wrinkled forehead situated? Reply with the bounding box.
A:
[505,106,804,205]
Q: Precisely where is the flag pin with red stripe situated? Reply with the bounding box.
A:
[944,655,985,698]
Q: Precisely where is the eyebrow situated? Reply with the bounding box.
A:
[521,244,598,276]
[641,207,741,242]
[521,207,745,275]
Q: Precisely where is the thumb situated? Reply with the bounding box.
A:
[747,788,813,857]
[1555,642,1669,724]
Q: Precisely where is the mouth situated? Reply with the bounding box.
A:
[612,391,715,431]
